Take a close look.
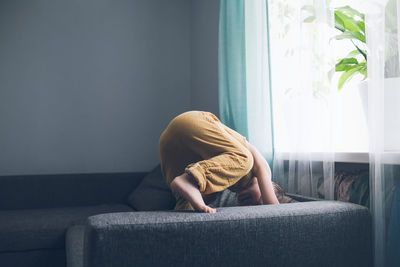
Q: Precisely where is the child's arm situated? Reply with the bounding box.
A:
[246,142,279,205]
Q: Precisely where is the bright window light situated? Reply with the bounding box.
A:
[269,0,369,153]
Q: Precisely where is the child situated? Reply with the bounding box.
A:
[159,111,279,213]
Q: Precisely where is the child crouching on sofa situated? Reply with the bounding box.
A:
[159,111,282,213]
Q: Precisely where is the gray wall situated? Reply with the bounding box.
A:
[190,0,220,116]
[0,0,192,175]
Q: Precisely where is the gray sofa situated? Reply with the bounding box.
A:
[0,171,372,267]
[0,172,144,267]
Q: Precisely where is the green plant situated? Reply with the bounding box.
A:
[333,6,367,90]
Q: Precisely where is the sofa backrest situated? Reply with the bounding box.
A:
[0,172,146,210]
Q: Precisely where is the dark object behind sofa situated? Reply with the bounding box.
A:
[127,165,176,211]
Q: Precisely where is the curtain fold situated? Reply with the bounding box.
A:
[218,0,274,166]
[365,3,386,267]
[218,0,248,138]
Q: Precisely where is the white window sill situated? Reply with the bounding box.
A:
[335,152,369,163]
[336,152,400,164]
[276,152,400,164]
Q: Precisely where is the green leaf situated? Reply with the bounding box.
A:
[337,58,358,65]
[303,16,316,23]
[352,42,367,60]
[334,13,345,32]
[335,31,366,43]
[335,58,359,72]
[359,65,367,79]
[336,5,365,20]
[346,49,361,58]
[338,66,363,90]
[336,63,360,72]
[335,10,363,32]
[357,21,365,33]
[336,64,357,72]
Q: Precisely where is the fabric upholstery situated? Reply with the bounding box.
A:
[127,165,176,211]
[206,189,238,208]
[0,173,145,211]
[0,204,133,252]
[66,190,237,267]
[387,186,400,266]
[66,225,86,267]
[0,248,66,267]
[84,201,372,267]
[286,193,319,202]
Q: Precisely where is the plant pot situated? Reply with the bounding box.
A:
[358,77,400,151]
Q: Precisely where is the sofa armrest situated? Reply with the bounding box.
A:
[83,201,372,267]
[66,225,86,267]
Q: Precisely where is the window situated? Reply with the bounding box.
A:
[268,0,370,155]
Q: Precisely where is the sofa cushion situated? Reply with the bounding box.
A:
[0,248,66,267]
[0,173,145,211]
[127,165,176,211]
[0,204,133,252]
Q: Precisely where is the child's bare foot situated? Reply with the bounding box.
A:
[170,173,216,213]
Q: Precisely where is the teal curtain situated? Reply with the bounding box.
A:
[218,0,274,167]
[218,0,248,138]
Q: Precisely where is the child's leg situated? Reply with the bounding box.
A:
[170,173,216,213]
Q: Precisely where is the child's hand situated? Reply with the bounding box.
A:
[237,177,263,206]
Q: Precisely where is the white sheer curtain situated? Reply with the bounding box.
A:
[245,0,274,166]
[270,0,336,200]
[363,0,400,266]
[269,0,400,266]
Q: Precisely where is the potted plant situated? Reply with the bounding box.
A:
[333,3,400,151]
[301,4,368,90]
[303,2,400,150]
[333,5,367,91]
